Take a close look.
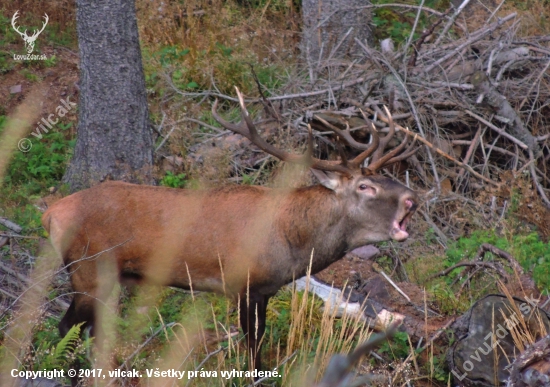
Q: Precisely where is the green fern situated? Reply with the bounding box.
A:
[36,322,84,369]
[53,323,83,363]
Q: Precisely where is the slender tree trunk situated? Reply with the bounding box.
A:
[301,0,373,65]
[64,0,153,192]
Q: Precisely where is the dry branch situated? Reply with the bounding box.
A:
[0,218,23,233]
[471,71,538,152]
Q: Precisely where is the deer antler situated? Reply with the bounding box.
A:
[311,115,380,169]
[312,107,417,174]
[213,89,417,176]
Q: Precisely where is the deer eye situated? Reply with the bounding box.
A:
[358,184,377,195]
[359,184,374,191]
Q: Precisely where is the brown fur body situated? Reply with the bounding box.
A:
[43,175,417,377]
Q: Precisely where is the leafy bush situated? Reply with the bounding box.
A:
[371,0,450,44]
[1,119,74,194]
[445,230,550,292]
[378,330,409,360]
[160,171,187,188]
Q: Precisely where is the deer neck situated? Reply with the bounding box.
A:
[279,185,350,273]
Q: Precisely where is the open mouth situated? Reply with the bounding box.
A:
[390,201,416,241]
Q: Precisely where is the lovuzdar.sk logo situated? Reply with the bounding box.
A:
[11,10,49,60]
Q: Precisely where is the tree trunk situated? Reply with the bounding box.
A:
[64,0,153,192]
[301,0,373,65]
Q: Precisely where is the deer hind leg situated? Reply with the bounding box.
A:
[61,258,118,387]
[60,257,118,337]
[239,293,270,372]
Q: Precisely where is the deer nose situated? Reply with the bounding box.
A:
[405,199,416,211]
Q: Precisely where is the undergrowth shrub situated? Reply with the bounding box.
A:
[1,120,74,195]
[160,171,187,188]
[371,0,450,43]
[445,230,550,293]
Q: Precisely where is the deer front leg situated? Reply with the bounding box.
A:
[239,293,269,373]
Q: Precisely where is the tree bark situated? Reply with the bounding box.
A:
[64,0,153,192]
[301,0,373,64]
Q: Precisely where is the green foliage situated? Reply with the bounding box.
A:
[266,289,323,348]
[42,55,58,68]
[371,0,450,44]
[241,173,255,185]
[0,52,14,74]
[143,42,284,97]
[33,322,87,370]
[378,330,409,360]
[266,292,293,345]
[21,68,41,82]
[10,204,44,234]
[424,227,438,245]
[0,13,19,46]
[160,171,187,188]
[430,354,451,382]
[45,24,77,48]
[158,46,190,67]
[429,283,464,314]
[171,68,199,90]
[444,230,550,292]
[240,0,300,12]
[1,119,74,195]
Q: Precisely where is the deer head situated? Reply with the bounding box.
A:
[12,11,49,54]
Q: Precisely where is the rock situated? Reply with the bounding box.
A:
[10,85,22,94]
[349,245,380,260]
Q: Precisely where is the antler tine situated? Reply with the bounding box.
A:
[348,122,380,169]
[362,105,420,173]
[335,135,348,168]
[371,136,419,170]
[346,108,380,168]
[305,124,314,161]
[370,105,396,163]
[366,132,413,173]
[313,114,380,169]
[314,115,373,151]
[234,87,297,163]
[212,98,250,137]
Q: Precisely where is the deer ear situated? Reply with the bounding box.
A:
[311,169,342,191]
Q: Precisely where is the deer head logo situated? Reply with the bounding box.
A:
[11,11,49,54]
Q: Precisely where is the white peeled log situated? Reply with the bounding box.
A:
[292,276,404,330]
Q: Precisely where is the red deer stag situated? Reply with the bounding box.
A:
[42,90,418,383]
